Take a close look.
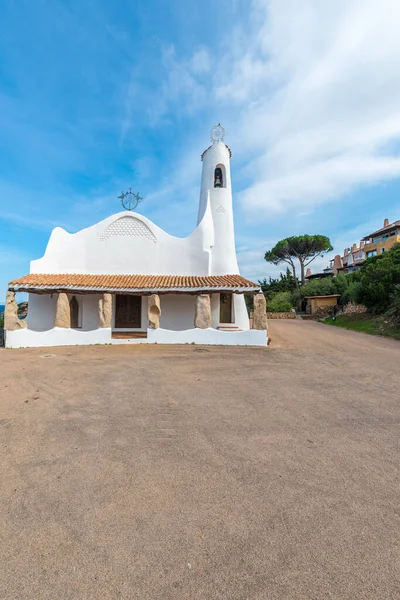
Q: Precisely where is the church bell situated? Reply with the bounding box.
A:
[214,167,223,188]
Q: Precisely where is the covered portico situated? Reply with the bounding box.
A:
[5,273,268,348]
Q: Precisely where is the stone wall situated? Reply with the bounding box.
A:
[343,302,368,315]
[266,312,296,319]
[249,310,295,326]
[314,305,333,317]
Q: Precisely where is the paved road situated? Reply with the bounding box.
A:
[1,321,399,599]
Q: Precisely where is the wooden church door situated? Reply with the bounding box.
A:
[219,293,233,323]
[115,295,142,328]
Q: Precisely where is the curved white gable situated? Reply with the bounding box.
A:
[31,208,216,276]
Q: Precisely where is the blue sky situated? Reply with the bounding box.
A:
[1,0,400,298]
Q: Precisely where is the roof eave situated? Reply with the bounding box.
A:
[9,284,260,294]
[361,224,399,240]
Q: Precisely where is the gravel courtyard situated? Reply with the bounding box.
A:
[1,320,399,599]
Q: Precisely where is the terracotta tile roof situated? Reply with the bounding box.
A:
[8,273,260,294]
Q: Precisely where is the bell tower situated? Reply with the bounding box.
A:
[198,125,239,275]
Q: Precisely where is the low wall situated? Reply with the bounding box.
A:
[6,327,112,348]
[148,328,267,346]
[266,312,296,319]
[343,302,368,315]
[6,327,268,348]
[314,306,333,317]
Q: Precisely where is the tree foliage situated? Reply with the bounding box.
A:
[258,268,298,299]
[357,243,400,313]
[297,277,337,298]
[265,235,333,284]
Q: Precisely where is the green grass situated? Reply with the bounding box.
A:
[324,313,400,340]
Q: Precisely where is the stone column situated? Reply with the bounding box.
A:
[148,294,161,329]
[4,290,27,331]
[54,292,71,328]
[98,293,112,328]
[195,294,212,329]
[253,292,267,330]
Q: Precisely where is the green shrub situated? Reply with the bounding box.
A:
[358,244,400,313]
[385,284,400,326]
[341,280,362,305]
[266,291,293,313]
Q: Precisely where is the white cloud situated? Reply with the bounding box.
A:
[144,0,400,222]
[148,46,210,123]
[215,0,400,217]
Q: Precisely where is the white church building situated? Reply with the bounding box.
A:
[5,126,268,348]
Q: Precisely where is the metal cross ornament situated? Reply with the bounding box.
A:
[118,188,143,211]
[210,123,225,143]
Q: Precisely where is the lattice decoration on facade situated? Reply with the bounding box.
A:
[100,217,157,242]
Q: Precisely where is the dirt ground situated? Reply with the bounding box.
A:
[1,320,399,600]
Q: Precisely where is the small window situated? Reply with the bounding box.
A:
[381,248,385,253]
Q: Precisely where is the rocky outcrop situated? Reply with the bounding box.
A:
[195,294,211,329]
[54,293,71,328]
[98,293,112,328]
[148,294,161,329]
[4,291,27,331]
[253,292,268,330]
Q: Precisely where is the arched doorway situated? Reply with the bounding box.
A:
[70,296,79,328]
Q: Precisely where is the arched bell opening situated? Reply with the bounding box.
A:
[214,164,226,188]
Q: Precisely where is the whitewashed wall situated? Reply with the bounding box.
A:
[82,294,102,330]
[27,293,57,331]
[233,295,250,330]
[160,295,197,330]
[198,141,239,275]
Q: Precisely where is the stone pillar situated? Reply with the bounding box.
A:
[253,292,267,330]
[98,293,112,328]
[4,291,27,331]
[54,292,71,328]
[195,294,212,329]
[148,294,161,329]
